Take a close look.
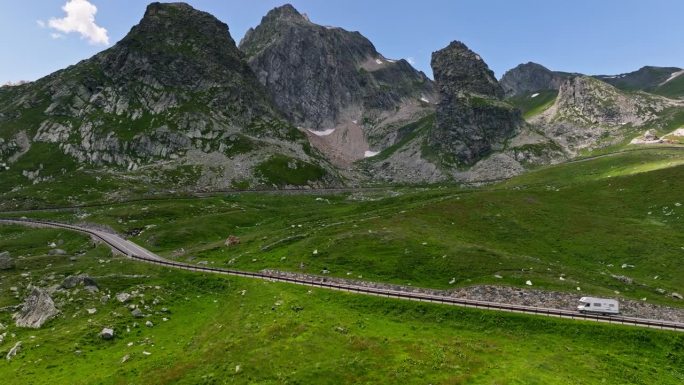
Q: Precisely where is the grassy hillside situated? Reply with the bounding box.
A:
[0,225,682,384]
[507,90,557,118]
[654,74,684,99]
[5,148,684,307]
[595,66,681,92]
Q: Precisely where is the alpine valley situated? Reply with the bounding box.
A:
[1,3,684,385]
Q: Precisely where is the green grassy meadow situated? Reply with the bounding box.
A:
[0,226,683,385]
[5,148,683,307]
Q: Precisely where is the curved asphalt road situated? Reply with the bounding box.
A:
[1,218,682,332]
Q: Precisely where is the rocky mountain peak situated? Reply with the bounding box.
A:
[88,1,270,109]
[239,3,435,165]
[263,4,310,24]
[431,41,504,99]
[134,2,231,38]
[113,2,244,72]
[500,62,567,97]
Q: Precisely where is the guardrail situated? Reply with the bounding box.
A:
[2,218,683,332]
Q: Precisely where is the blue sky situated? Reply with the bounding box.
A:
[2,0,683,85]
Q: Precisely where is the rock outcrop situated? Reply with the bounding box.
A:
[543,76,671,127]
[429,41,522,165]
[14,287,59,328]
[500,62,570,97]
[532,76,679,153]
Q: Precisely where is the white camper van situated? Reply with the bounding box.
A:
[577,297,620,315]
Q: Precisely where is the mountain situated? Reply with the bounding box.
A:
[0,2,336,200]
[594,66,682,93]
[239,4,436,165]
[500,62,573,97]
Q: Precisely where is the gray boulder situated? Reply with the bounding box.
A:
[100,328,115,340]
[14,287,59,328]
[0,251,14,270]
[61,274,98,292]
[131,308,144,318]
[116,292,131,303]
[47,249,67,256]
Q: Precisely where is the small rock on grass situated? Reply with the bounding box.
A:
[6,341,22,361]
[116,292,131,303]
[100,328,115,340]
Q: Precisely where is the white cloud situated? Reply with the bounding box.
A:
[407,57,416,65]
[47,0,109,45]
[51,33,65,39]
[36,20,46,28]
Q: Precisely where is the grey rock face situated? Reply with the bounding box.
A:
[14,287,59,328]
[239,4,435,130]
[0,251,14,270]
[500,62,569,97]
[131,308,144,318]
[429,41,522,165]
